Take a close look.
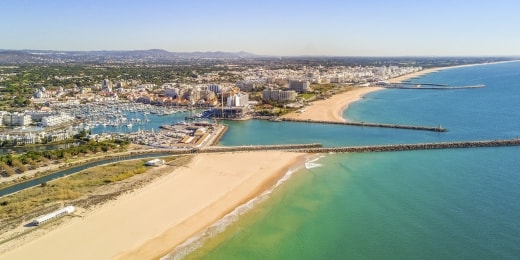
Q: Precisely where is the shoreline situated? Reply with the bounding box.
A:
[281,87,384,123]
[2,60,517,259]
[0,151,306,260]
[283,60,519,123]
[391,60,520,83]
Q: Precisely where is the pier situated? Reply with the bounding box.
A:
[281,118,446,132]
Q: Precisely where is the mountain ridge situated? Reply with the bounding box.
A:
[0,49,260,64]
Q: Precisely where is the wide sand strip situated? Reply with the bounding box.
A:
[282,87,384,123]
[389,60,520,83]
[389,67,441,83]
[1,151,306,260]
[281,63,496,123]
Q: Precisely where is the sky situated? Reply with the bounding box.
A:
[1,0,520,56]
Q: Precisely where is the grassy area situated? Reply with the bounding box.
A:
[0,141,130,188]
[298,93,315,100]
[0,155,190,221]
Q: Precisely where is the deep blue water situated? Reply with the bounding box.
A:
[179,61,520,259]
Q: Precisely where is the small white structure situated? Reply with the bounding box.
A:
[145,158,165,167]
[32,206,75,226]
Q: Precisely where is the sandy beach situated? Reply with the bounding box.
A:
[389,67,442,83]
[3,60,514,260]
[0,151,306,260]
[389,60,520,83]
[280,61,513,123]
[282,87,384,122]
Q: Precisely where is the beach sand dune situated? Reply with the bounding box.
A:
[1,151,305,260]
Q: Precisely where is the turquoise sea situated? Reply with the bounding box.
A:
[171,61,520,259]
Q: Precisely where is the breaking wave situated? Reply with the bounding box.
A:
[305,155,325,169]
[162,165,304,260]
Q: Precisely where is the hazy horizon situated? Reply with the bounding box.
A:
[2,0,520,56]
[3,48,520,59]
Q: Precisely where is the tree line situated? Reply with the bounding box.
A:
[0,140,129,177]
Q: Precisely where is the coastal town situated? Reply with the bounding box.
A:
[0,52,518,259]
[0,61,423,148]
[2,0,520,258]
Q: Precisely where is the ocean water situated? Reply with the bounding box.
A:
[174,61,520,259]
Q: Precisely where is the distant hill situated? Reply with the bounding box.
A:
[0,49,259,64]
[1,49,517,67]
[0,50,45,64]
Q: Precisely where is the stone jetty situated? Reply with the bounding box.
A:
[292,139,520,153]
[199,143,323,153]
[281,118,446,132]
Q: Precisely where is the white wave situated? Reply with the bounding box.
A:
[162,166,303,260]
[305,162,323,169]
[304,154,325,169]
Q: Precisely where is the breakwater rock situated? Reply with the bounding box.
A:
[293,139,520,153]
[281,118,446,132]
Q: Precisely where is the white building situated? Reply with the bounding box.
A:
[226,93,249,107]
[145,159,165,166]
[262,88,297,102]
[0,111,8,126]
[32,206,75,226]
[42,113,75,127]
[26,110,56,122]
[102,79,113,92]
[17,132,45,144]
[3,112,32,126]
[136,84,156,91]
[165,87,180,98]
[288,80,310,93]
[207,84,222,94]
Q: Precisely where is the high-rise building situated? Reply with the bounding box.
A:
[165,88,180,98]
[226,93,249,107]
[102,79,113,92]
[207,84,222,94]
[289,80,310,93]
[3,112,32,126]
[262,88,297,102]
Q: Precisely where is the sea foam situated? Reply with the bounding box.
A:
[162,166,303,260]
[305,155,325,169]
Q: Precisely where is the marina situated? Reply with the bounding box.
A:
[52,101,190,132]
